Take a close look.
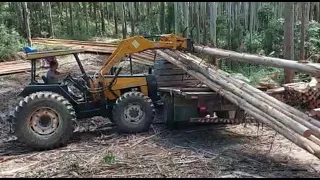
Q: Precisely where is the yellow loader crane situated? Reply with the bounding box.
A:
[10,34,193,150]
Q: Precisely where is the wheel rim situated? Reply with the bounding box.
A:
[29,107,60,135]
[123,103,145,124]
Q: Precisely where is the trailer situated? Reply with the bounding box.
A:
[153,58,245,128]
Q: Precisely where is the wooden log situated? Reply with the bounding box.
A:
[159,50,312,137]
[194,45,320,76]
[266,87,285,94]
[165,50,319,137]
[157,50,320,157]
[311,108,320,117]
[173,51,320,130]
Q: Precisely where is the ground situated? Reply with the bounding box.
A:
[0,54,320,178]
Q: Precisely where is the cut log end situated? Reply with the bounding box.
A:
[304,130,312,137]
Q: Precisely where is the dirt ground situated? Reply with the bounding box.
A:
[0,54,320,178]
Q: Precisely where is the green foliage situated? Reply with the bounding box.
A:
[103,151,116,164]
[257,4,274,30]
[0,24,23,61]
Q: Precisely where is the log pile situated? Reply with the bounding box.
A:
[282,78,320,109]
[0,60,31,75]
[157,49,320,159]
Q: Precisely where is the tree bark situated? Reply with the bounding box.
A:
[120,2,126,39]
[83,2,89,34]
[209,2,217,46]
[47,2,54,37]
[174,2,178,34]
[196,2,200,43]
[193,45,320,76]
[160,2,165,34]
[249,2,254,52]
[284,2,295,83]
[22,2,32,46]
[129,2,135,36]
[101,2,106,34]
[94,2,98,34]
[68,2,74,36]
[113,2,118,37]
[300,2,306,62]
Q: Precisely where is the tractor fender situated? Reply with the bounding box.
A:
[18,84,78,104]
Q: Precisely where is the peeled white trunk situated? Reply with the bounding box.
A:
[193,45,320,76]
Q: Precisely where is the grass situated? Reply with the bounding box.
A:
[103,151,116,164]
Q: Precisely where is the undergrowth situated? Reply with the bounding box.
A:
[0,24,23,62]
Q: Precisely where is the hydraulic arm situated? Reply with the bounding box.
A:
[89,34,193,92]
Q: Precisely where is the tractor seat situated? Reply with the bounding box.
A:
[42,76,48,84]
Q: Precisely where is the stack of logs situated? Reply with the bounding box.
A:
[283,78,320,109]
[157,49,320,159]
[267,77,320,119]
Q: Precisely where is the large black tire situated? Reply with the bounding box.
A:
[13,91,76,150]
[112,92,155,133]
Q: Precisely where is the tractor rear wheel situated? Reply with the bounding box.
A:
[13,91,76,150]
[112,92,155,133]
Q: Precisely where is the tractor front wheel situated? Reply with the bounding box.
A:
[112,92,155,133]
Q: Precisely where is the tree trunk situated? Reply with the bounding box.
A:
[120,2,126,39]
[76,3,81,33]
[184,2,189,37]
[47,2,54,37]
[83,2,89,34]
[94,2,98,35]
[17,2,25,36]
[129,2,135,36]
[284,2,295,84]
[228,2,232,49]
[174,2,178,34]
[306,2,311,58]
[201,2,208,44]
[101,2,106,34]
[196,2,200,43]
[113,2,118,37]
[209,2,217,46]
[69,2,74,36]
[249,2,254,52]
[134,2,139,22]
[58,2,64,31]
[22,2,32,46]
[300,2,306,62]
[160,2,165,34]
[193,45,320,76]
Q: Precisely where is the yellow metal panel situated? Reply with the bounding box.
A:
[103,77,147,90]
[140,85,149,96]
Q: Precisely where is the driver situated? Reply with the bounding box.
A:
[47,59,70,84]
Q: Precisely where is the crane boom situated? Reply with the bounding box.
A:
[98,34,193,78]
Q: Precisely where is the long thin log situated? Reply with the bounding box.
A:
[156,50,320,158]
[171,51,320,129]
[173,51,320,137]
[163,50,312,138]
[193,45,320,76]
